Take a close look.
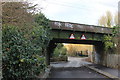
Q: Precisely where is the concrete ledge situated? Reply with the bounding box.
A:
[85,65,120,80]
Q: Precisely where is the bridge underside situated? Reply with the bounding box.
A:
[50,38,103,45]
[46,38,105,65]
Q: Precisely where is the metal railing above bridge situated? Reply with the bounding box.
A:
[50,20,112,34]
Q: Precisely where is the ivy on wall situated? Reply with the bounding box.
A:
[102,25,120,53]
[112,25,120,37]
[103,35,114,51]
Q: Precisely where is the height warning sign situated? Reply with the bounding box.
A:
[81,34,86,40]
[69,34,75,39]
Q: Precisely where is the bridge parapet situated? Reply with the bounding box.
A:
[50,20,112,34]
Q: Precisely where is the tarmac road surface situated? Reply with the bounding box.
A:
[47,66,112,80]
[48,57,114,80]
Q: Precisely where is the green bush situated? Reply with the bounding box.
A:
[54,44,67,57]
[3,25,30,79]
[52,43,68,61]
[2,25,47,79]
[103,35,114,51]
[2,2,51,79]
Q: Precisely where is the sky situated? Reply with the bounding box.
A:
[30,0,119,25]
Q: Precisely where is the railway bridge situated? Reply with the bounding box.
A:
[46,20,112,65]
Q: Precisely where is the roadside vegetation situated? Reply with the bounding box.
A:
[51,43,68,62]
[2,2,51,79]
[98,11,120,54]
[64,44,92,57]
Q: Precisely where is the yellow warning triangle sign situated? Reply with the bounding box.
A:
[69,34,75,39]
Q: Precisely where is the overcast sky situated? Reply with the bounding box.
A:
[31,0,119,25]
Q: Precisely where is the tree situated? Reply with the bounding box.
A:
[2,2,52,79]
[114,12,118,25]
[67,44,77,56]
[98,15,107,27]
[99,11,120,54]
[2,2,36,33]
[98,11,114,27]
[53,43,67,61]
[34,13,52,55]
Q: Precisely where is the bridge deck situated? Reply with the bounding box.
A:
[50,20,112,34]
